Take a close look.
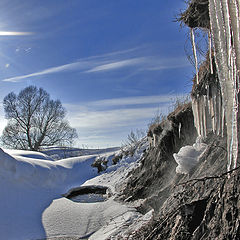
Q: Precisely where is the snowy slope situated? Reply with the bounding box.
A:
[0,142,148,240]
[4,149,54,161]
[41,146,120,160]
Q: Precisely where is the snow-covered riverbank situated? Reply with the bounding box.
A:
[0,141,151,240]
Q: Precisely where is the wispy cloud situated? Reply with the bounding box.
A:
[146,63,191,71]
[63,94,179,147]
[82,46,142,60]
[2,62,84,82]
[64,94,183,131]
[67,106,167,130]
[0,31,33,36]
[1,47,190,83]
[88,95,178,107]
[85,58,145,73]
[2,56,146,82]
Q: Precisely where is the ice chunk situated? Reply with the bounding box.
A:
[174,138,207,174]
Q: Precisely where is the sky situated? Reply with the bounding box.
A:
[0,0,194,148]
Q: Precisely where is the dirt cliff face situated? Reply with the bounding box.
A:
[118,99,240,239]
[120,103,197,213]
[122,122,240,239]
[127,135,240,239]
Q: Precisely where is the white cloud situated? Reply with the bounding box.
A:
[66,104,170,148]
[1,45,190,83]
[66,105,169,130]
[82,47,141,60]
[1,57,145,82]
[88,95,177,107]
[63,94,188,147]
[146,63,191,71]
[64,94,188,131]
[86,58,145,73]
[0,31,33,36]
[2,62,83,82]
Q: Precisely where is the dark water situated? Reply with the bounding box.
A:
[70,193,107,203]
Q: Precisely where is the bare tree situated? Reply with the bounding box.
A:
[1,86,77,151]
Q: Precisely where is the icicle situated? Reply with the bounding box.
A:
[208,86,212,118]
[178,122,181,139]
[209,92,215,133]
[207,82,210,102]
[203,96,208,137]
[199,97,203,137]
[213,95,218,133]
[228,0,240,168]
[228,0,240,73]
[200,96,206,137]
[221,104,225,138]
[192,97,201,136]
[222,0,239,171]
[209,0,239,170]
[191,28,199,84]
[208,30,214,74]
[232,60,239,168]
[215,91,221,135]
[199,97,203,136]
[217,93,222,136]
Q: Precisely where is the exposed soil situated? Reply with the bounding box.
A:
[118,105,240,239]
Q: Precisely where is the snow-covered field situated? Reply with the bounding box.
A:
[0,141,152,240]
[41,146,120,160]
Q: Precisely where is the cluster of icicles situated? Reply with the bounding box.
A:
[191,0,240,171]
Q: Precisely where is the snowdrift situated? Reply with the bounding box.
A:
[174,137,207,174]
[0,142,147,240]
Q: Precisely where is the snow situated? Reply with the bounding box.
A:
[0,140,147,240]
[41,146,120,160]
[42,198,137,239]
[173,137,207,174]
[4,149,54,161]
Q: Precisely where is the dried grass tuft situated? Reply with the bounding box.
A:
[178,0,210,29]
[191,50,220,98]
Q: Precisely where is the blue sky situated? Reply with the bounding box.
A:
[0,0,193,148]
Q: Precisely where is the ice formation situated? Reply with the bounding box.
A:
[190,1,240,171]
[191,28,199,84]
[209,0,240,170]
[192,84,224,138]
[208,30,214,74]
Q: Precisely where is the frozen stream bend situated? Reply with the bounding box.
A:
[0,142,150,240]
